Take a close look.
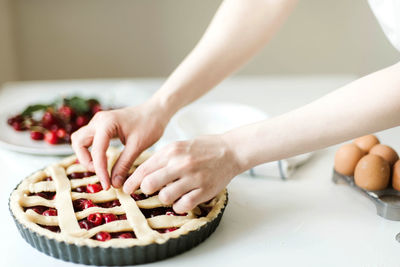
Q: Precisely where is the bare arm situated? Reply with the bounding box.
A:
[72,0,297,189]
[153,0,297,118]
[124,62,400,213]
[228,62,400,170]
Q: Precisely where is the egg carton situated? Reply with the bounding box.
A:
[332,170,400,221]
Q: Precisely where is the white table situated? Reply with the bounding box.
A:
[2,76,400,267]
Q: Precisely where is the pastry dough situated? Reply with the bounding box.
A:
[10,147,227,248]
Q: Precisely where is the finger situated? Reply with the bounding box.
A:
[111,138,142,188]
[122,152,168,194]
[91,130,112,190]
[158,177,196,205]
[140,166,181,195]
[173,189,208,214]
[71,126,95,172]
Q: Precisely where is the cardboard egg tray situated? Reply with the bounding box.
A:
[332,170,400,221]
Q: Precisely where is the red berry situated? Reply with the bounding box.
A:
[7,117,15,125]
[31,206,47,214]
[91,104,102,114]
[44,131,58,145]
[42,111,57,128]
[118,233,134,239]
[131,193,144,201]
[83,172,96,177]
[75,186,87,193]
[95,231,111,242]
[110,200,120,207]
[103,213,117,223]
[75,115,89,127]
[50,124,59,132]
[82,199,96,209]
[87,213,103,226]
[65,122,78,134]
[56,128,67,139]
[74,199,96,211]
[30,131,44,140]
[36,192,56,200]
[79,220,92,230]
[42,208,57,216]
[12,121,25,131]
[58,106,74,119]
[69,172,84,179]
[86,183,102,193]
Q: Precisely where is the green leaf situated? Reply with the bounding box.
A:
[64,96,90,114]
[21,104,50,116]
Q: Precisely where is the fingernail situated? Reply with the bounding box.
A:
[101,181,109,190]
[114,175,123,187]
[123,185,130,194]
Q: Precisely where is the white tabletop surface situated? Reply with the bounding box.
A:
[2,76,400,267]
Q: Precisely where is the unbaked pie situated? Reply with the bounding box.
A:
[9,147,227,265]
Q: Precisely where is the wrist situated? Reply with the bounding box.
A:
[220,131,253,174]
[141,96,174,127]
[149,87,182,121]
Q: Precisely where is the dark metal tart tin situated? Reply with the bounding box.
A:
[9,184,228,266]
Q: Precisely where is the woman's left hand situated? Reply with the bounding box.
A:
[122,135,242,213]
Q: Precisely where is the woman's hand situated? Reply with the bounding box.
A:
[71,100,170,190]
[122,135,242,213]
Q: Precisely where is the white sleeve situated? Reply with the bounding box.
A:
[368,0,400,52]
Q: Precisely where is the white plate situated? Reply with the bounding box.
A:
[172,102,269,139]
[0,112,75,155]
[0,79,152,155]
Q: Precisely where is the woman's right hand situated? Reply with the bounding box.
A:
[71,100,170,190]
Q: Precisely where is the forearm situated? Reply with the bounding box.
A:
[151,0,297,119]
[225,62,400,170]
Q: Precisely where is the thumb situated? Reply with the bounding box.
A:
[111,139,142,188]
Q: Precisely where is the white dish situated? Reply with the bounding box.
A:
[0,79,151,155]
[0,112,74,155]
[172,102,269,139]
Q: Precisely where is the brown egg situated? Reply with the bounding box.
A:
[369,144,399,166]
[393,160,400,191]
[354,135,380,153]
[334,143,365,176]
[354,154,390,191]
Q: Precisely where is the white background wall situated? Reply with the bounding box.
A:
[2,0,400,84]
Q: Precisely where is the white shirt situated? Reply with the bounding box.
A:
[368,0,400,52]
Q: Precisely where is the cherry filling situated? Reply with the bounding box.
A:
[80,213,121,230]
[97,199,120,208]
[42,208,58,216]
[130,192,158,201]
[25,205,47,214]
[198,206,212,217]
[25,206,58,216]
[91,231,136,241]
[29,192,56,200]
[67,172,96,179]
[73,198,96,212]
[72,183,102,193]
[157,228,178,234]
[140,207,187,218]
[38,224,61,233]
[94,232,111,242]
[87,213,103,226]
